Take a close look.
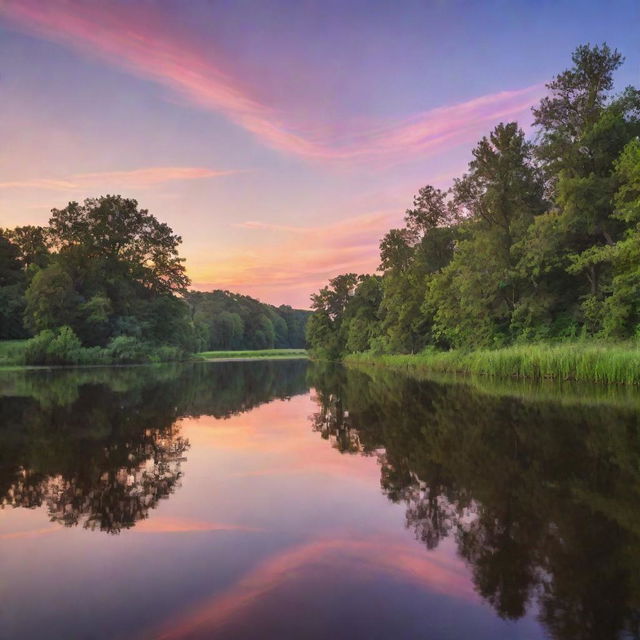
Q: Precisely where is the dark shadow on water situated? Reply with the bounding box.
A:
[308,362,640,640]
[0,360,309,534]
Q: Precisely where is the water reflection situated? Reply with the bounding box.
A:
[308,363,640,640]
[0,360,308,533]
[2,359,640,639]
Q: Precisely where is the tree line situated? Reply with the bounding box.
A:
[0,196,309,363]
[307,44,640,359]
[186,290,308,351]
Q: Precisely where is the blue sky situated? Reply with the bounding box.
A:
[1,0,638,306]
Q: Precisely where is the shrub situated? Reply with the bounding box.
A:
[24,326,84,365]
[106,336,152,364]
[150,345,185,362]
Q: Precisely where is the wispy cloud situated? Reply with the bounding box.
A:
[190,210,398,306]
[0,167,235,191]
[1,1,544,163]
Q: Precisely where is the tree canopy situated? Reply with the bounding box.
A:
[307,43,640,356]
[1,196,310,362]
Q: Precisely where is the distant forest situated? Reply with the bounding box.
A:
[186,290,309,350]
[308,44,640,358]
[0,197,309,364]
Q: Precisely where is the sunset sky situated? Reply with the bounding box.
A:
[1,0,638,308]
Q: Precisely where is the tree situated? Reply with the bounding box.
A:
[523,45,640,334]
[594,139,640,336]
[24,263,79,333]
[18,195,195,349]
[342,275,383,353]
[533,43,624,178]
[186,289,309,351]
[428,123,546,347]
[5,225,51,272]
[377,185,459,353]
[49,195,189,295]
[0,233,23,286]
[307,273,359,358]
[0,233,27,338]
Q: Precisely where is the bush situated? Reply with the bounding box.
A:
[150,345,185,362]
[24,326,85,365]
[106,336,152,364]
[21,327,190,366]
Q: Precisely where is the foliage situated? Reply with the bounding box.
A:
[19,327,188,366]
[345,341,640,385]
[308,43,640,370]
[3,196,306,364]
[186,289,310,351]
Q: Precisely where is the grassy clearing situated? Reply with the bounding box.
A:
[0,340,28,366]
[345,342,640,385]
[198,349,308,360]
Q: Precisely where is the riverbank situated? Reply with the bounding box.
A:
[344,343,640,385]
[0,340,308,369]
[197,349,308,360]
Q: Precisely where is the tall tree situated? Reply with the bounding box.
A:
[429,123,546,347]
[49,195,189,295]
[533,43,624,179]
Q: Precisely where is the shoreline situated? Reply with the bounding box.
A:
[343,343,640,385]
[0,349,309,371]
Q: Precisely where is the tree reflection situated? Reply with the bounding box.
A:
[0,360,308,533]
[308,363,640,640]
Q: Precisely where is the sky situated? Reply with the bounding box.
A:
[0,0,638,308]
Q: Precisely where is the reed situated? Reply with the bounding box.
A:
[344,342,640,385]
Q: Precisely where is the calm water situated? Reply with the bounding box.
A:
[1,361,639,640]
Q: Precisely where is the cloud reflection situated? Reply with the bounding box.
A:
[146,536,473,639]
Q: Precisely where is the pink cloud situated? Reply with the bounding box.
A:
[1,1,545,163]
[0,167,234,191]
[189,210,398,306]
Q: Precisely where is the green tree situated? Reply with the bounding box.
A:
[429,123,546,347]
[378,185,458,353]
[49,195,189,295]
[342,275,383,353]
[0,232,27,338]
[533,43,624,179]
[5,225,51,272]
[24,263,79,333]
[307,273,358,358]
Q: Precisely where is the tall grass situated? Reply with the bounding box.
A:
[345,342,640,385]
[0,340,28,366]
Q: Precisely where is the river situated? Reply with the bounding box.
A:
[1,360,638,639]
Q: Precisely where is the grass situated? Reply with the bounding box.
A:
[345,342,640,385]
[197,348,308,360]
[0,339,28,367]
[0,341,308,369]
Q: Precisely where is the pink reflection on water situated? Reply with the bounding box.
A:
[144,535,474,639]
[132,516,262,535]
[181,394,381,484]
